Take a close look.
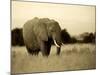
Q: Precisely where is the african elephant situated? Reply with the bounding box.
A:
[23,17,62,56]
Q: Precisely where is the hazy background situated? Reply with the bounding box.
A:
[12,1,95,35]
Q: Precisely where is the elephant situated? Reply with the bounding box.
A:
[23,17,62,56]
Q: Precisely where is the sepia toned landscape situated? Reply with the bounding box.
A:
[11,1,96,74]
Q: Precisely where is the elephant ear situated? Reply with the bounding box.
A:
[34,20,48,41]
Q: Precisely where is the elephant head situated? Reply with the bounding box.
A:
[23,17,62,56]
[49,20,62,47]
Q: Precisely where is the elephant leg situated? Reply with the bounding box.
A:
[40,41,51,57]
[26,46,40,56]
[40,42,45,56]
[46,39,52,56]
[56,47,61,55]
[46,44,51,56]
[33,49,40,56]
[26,46,34,55]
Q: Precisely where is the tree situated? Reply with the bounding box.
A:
[11,28,24,46]
[61,29,71,44]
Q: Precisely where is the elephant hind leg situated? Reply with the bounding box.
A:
[26,47,34,55]
[26,46,40,56]
[33,49,40,56]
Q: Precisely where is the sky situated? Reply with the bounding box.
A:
[12,1,96,35]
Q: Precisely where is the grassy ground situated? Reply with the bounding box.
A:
[11,43,96,74]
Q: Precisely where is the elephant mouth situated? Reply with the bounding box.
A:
[53,39,61,47]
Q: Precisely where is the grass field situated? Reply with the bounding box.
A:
[11,43,96,74]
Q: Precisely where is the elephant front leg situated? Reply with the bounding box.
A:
[56,47,61,55]
[40,41,50,57]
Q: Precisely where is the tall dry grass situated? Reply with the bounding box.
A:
[11,44,96,74]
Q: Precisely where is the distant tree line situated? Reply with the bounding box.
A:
[11,28,96,46]
[80,32,96,43]
[61,29,96,44]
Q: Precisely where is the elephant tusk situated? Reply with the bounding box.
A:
[54,40,60,48]
[62,43,64,45]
